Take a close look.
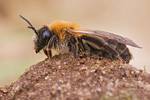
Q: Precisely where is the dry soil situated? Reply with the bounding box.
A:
[0,54,150,100]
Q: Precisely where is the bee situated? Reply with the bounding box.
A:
[20,15,141,63]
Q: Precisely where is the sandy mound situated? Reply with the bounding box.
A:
[0,54,150,100]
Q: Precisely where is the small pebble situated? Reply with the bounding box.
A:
[90,69,96,73]
[102,71,106,74]
[96,88,101,92]
[56,61,60,65]
[64,62,67,65]
[110,65,113,68]
[131,71,134,74]
[58,65,61,69]
[25,67,29,72]
[45,75,49,80]
[77,63,80,66]
[136,70,140,74]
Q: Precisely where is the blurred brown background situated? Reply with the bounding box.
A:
[0,0,150,86]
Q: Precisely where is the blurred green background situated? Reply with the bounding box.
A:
[0,0,150,86]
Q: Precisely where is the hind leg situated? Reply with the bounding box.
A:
[78,35,125,63]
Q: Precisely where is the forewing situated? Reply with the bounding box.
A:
[68,29,142,48]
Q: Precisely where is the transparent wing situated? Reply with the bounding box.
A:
[68,29,142,48]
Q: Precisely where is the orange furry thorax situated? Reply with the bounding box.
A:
[47,20,80,40]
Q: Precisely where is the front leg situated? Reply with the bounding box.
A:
[46,35,56,58]
[48,35,56,49]
[43,49,52,58]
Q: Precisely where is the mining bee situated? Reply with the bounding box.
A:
[20,15,141,63]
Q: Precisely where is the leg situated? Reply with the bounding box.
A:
[79,35,124,62]
[44,35,56,58]
[77,36,86,51]
[43,49,52,58]
[70,36,78,58]
[48,35,56,49]
[104,45,124,63]
[43,49,48,57]
[47,49,52,58]
[116,43,132,63]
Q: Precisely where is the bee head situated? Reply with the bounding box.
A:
[33,26,53,53]
[20,15,53,53]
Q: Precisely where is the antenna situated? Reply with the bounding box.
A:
[19,15,39,36]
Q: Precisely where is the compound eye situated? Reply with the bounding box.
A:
[43,30,50,38]
[38,27,51,39]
